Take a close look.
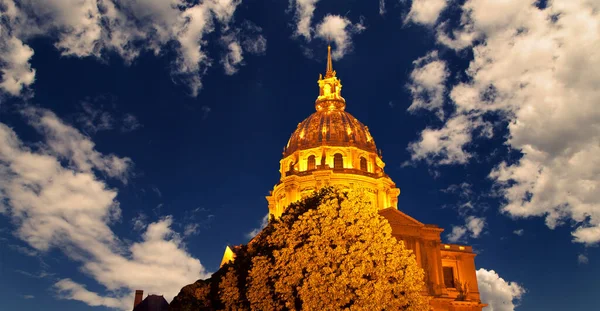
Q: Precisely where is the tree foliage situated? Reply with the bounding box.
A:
[170,187,429,311]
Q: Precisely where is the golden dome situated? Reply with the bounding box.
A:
[283,45,377,157]
[284,110,376,156]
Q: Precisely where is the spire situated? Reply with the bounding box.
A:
[316,44,345,111]
[325,45,335,78]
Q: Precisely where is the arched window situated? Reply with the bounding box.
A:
[307,155,316,170]
[288,161,295,172]
[360,157,368,171]
[333,153,343,169]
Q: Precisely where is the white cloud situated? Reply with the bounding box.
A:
[221,35,244,75]
[55,279,129,309]
[21,294,35,299]
[477,269,525,311]
[0,0,261,97]
[0,35,36,96]
[466,215,485,237]
[315,15,365,60]
[183,223,200,237]
[577,254,588,265]
[0,107,209,310]
[447,216,485,242]
[407,0,600,245]
[246,213,269,239]
[290,0,320,40]
[287,2,363,60]
[513,229,524,236]
[408,114,491,165]
[407,50,449,119]
[406,0,448,26]
[379,0,386,16]
[446,225,467,243]
[22,107,131,181]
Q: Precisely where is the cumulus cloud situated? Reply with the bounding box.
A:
[407,50,449,119]
[22,107,131,181]
[406,0,448,26]
[0,0,35,96]
[290,0,320,40]
[407,0,600,245]
[55,279,129,309]
[0,107,209,309]
[288,1,364,60]
[315,15,365,60]
[0,0,262,97]
[408,114,491,165]
[447,216,486,242]
[220,21,267,76]
[477,269,525,311]
[0,35,35,96]
[446,226,467,243]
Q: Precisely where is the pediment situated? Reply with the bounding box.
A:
[378,208,424,227]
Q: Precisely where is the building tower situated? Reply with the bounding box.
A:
[224,46,487,311]
[266,45,400,218]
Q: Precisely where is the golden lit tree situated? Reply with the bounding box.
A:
[246,187,429,311]
[219,267,247,311]
[170,187,429,311]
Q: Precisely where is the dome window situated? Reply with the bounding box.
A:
[360,157,368,171]
[307,155,316,170]
[334,153,343,169]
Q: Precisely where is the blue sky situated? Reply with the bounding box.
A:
[0,0,599,310]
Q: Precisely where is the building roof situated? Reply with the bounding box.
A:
[284,110,377,156]
[132,294,169,311]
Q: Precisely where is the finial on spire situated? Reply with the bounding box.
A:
[325,45,335,78]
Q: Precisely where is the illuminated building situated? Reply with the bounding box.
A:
[224,46,487,311]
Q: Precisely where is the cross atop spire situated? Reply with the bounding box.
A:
[325,45,336,78]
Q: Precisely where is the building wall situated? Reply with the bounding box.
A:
[386,215,486,311]
[265,146,486,311]
[267,146,399,218]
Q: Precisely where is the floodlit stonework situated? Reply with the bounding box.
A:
[225,46,487,311]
